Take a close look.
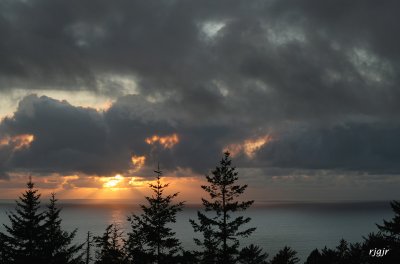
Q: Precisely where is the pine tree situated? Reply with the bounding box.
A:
[1,177,46,264]
[85,231,94,264]
[270,246,299,264]
[190,152,256,264]
[304,249,321,264]
[125,219,149,264]
[94,224,127,264]
[319,246,339,264]
[42,193,84,264]
[374,200,400,261]
[335,239,348,261]
[377,200,400,241]
[126,164,184,264]
[0,232,12,263]
[237,244,268,264]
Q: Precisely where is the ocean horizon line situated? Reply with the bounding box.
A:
[0,198,394,206]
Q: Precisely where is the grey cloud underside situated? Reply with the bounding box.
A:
[1,95,400,178]
[0,0,399,119]
[0,95,238,177]
[0,0,400,177]
[256,123,400,174]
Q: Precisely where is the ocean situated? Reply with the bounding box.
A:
[0,200,394,262]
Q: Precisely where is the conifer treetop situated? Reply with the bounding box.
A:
[191,151,256,263]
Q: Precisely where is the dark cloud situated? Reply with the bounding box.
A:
[0,147,11,179]
[2,95,400,178]
[0,1,400,181]
[0,95,244,176]
[255,123,400,174]
[0,95,116,175]
[0,0,398,120]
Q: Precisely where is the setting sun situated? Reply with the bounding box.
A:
[102,174,124,188]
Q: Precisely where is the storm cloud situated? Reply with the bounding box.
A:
[0,0,400,182]
[0,95,239,177]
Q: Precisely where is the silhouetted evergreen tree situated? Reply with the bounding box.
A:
[336,239,348,260]
[237,244,268,264]
[361,201,400,263]
[304,249,321,264]
[190,152,256,264]
[0,178,46,264]
[346,242,365,264]
[319,247,338,264]
[175,250,199,264]
[125,219,150,264]
[376,200,400,261]
[94,223,127,264]
[42,193,84,264]
[126,164,184,264]
[0,232,12,263]
[305,239,369,264]
[377,201,400,241]
[85,231,94,264]
[305,241,349,264]
[269,246,299,264]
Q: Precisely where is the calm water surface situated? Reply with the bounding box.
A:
[0,200,393,261]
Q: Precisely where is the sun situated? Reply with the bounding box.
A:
[103,174,124,188]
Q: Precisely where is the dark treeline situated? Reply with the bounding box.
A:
[0,152,399,264]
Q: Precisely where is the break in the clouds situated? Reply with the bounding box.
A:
[0,0,400,197]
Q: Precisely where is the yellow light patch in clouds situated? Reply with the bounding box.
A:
[102,174,124,188]
[100,174,149,189]
[145,133,179,149]
[128,177,147,187]
[225,134,272,158]
[131,155,146,171]
[0,134,35,150]
[95,100,114,112]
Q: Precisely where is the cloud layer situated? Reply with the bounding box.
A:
[0,0,400,193]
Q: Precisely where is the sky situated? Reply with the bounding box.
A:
[0,0,400,202]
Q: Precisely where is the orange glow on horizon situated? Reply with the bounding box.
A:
[0,172,207,202]
[225,134,272,158]
[145,133,179,149]
[0,134,35,150]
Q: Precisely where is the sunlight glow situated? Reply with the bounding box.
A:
[102,174,124,188]
[0,134,35,150]
[95,100,114,112]
[128,177,146,187]
[0,173,206,202]
[131,155,146,171]
[225,135,272,158]
[145,133,179,149]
